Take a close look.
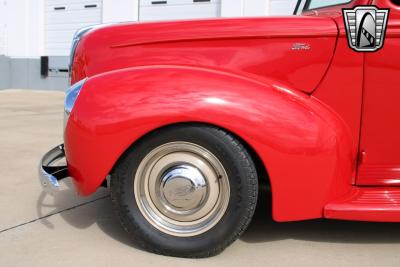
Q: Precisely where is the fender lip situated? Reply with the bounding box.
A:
[39,144,69,194]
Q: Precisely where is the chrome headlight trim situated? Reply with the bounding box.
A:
[68,26,96,85]
[65,78,87,116]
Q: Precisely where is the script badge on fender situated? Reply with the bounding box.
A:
[343,6,389,52]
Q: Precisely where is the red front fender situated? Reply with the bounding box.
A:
[65,65,355,222]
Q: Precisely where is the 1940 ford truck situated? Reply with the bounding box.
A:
[40,0,400,258]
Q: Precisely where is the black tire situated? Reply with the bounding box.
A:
[110,125,258,258]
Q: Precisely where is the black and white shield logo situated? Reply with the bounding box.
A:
[343,6,389,52]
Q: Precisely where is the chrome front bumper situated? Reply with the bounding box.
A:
[39,144,69,192]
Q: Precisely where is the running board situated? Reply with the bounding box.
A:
[324,187,400,222]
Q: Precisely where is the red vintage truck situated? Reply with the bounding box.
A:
[40,0,400,258]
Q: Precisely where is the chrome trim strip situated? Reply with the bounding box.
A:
[64,77,87,116]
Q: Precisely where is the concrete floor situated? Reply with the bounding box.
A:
[1,90,400,267]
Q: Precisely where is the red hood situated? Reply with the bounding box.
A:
[91,16,337,47]
[73,16,338,94]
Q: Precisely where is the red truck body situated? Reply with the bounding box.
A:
[61,0,400,223]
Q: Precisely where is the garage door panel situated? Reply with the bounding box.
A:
[47,42,71,47]
[140,4,220,21]
[46,44,73,51]
[47,10,101,24]
[47,0,101,5]
[140,0,220,7]
[46,48,71,56]
[46,0,102,56]
[47,2,102,12]
[47,22,96,31]
[47,30,77,42]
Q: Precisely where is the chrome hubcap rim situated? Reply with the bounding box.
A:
[134,142,230,237]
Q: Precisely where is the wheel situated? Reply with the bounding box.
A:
[111,125,258,258]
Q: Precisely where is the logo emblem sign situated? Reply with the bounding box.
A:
[343,6,389,52]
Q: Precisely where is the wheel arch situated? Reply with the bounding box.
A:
[65,65,355,222]
[111,121,271,187]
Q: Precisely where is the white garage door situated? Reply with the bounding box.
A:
[46,0,102,56]
[270,0,297,15]
[139,0,221,22]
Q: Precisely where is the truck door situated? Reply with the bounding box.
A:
[357,0,400,185]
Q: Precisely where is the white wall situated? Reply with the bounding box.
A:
[0,0,7,55]
[4,0,44,58]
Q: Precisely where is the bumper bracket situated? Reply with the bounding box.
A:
[39,144,69,192]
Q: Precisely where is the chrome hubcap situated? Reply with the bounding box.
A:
[159,165,207,215]
[134,142,230,237]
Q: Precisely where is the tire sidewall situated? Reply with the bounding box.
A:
[112,126,257,256]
